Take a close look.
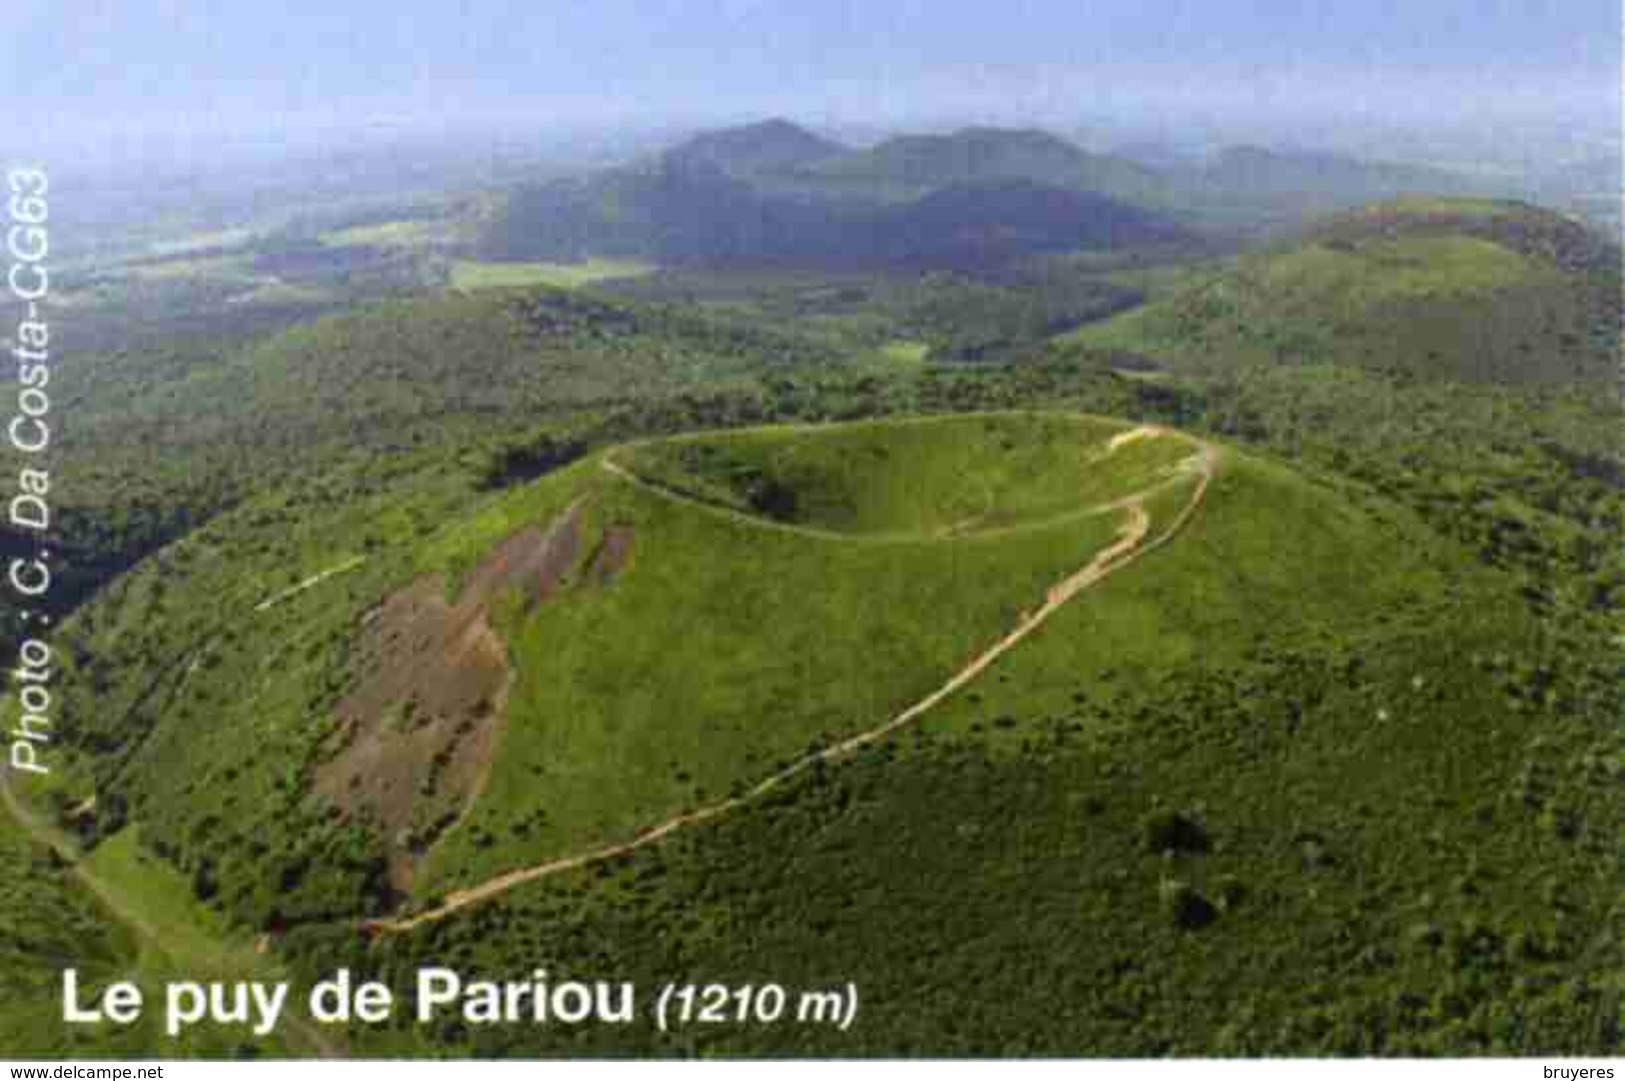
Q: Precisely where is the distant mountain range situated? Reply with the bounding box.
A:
[478,119,1516,272]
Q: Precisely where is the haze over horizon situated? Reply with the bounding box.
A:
[6,1,1620,168]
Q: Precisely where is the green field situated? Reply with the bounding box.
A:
[321,220,439,249]
[876,339,931,366]
[450,258,657,291]
[123,255,261,283]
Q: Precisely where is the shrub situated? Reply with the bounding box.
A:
[1159,877,1218,930]
[1143,809,1210,855]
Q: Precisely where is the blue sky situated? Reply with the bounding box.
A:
[8,1,1619,144]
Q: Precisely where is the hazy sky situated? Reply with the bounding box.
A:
[8,1,1620,152]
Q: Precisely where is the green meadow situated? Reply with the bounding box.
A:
[450,258,657,291]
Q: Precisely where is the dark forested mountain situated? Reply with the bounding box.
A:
[863,179,1192,270]
[475,120,1530,268]
[479,124,1191,270]
[660,117,848,177]
[483,165,1191,271]
[480,156,860,266]
[801,126,1167,203]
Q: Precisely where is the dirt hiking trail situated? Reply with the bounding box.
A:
[253,556,367,613]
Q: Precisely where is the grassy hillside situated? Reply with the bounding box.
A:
[1066,199,1621,384]
[335,442,1620,1056]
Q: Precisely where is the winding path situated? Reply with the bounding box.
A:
[365,424,1220,935]
[253,556,367,613]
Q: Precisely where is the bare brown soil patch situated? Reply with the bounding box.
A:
[317,500,584,888]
